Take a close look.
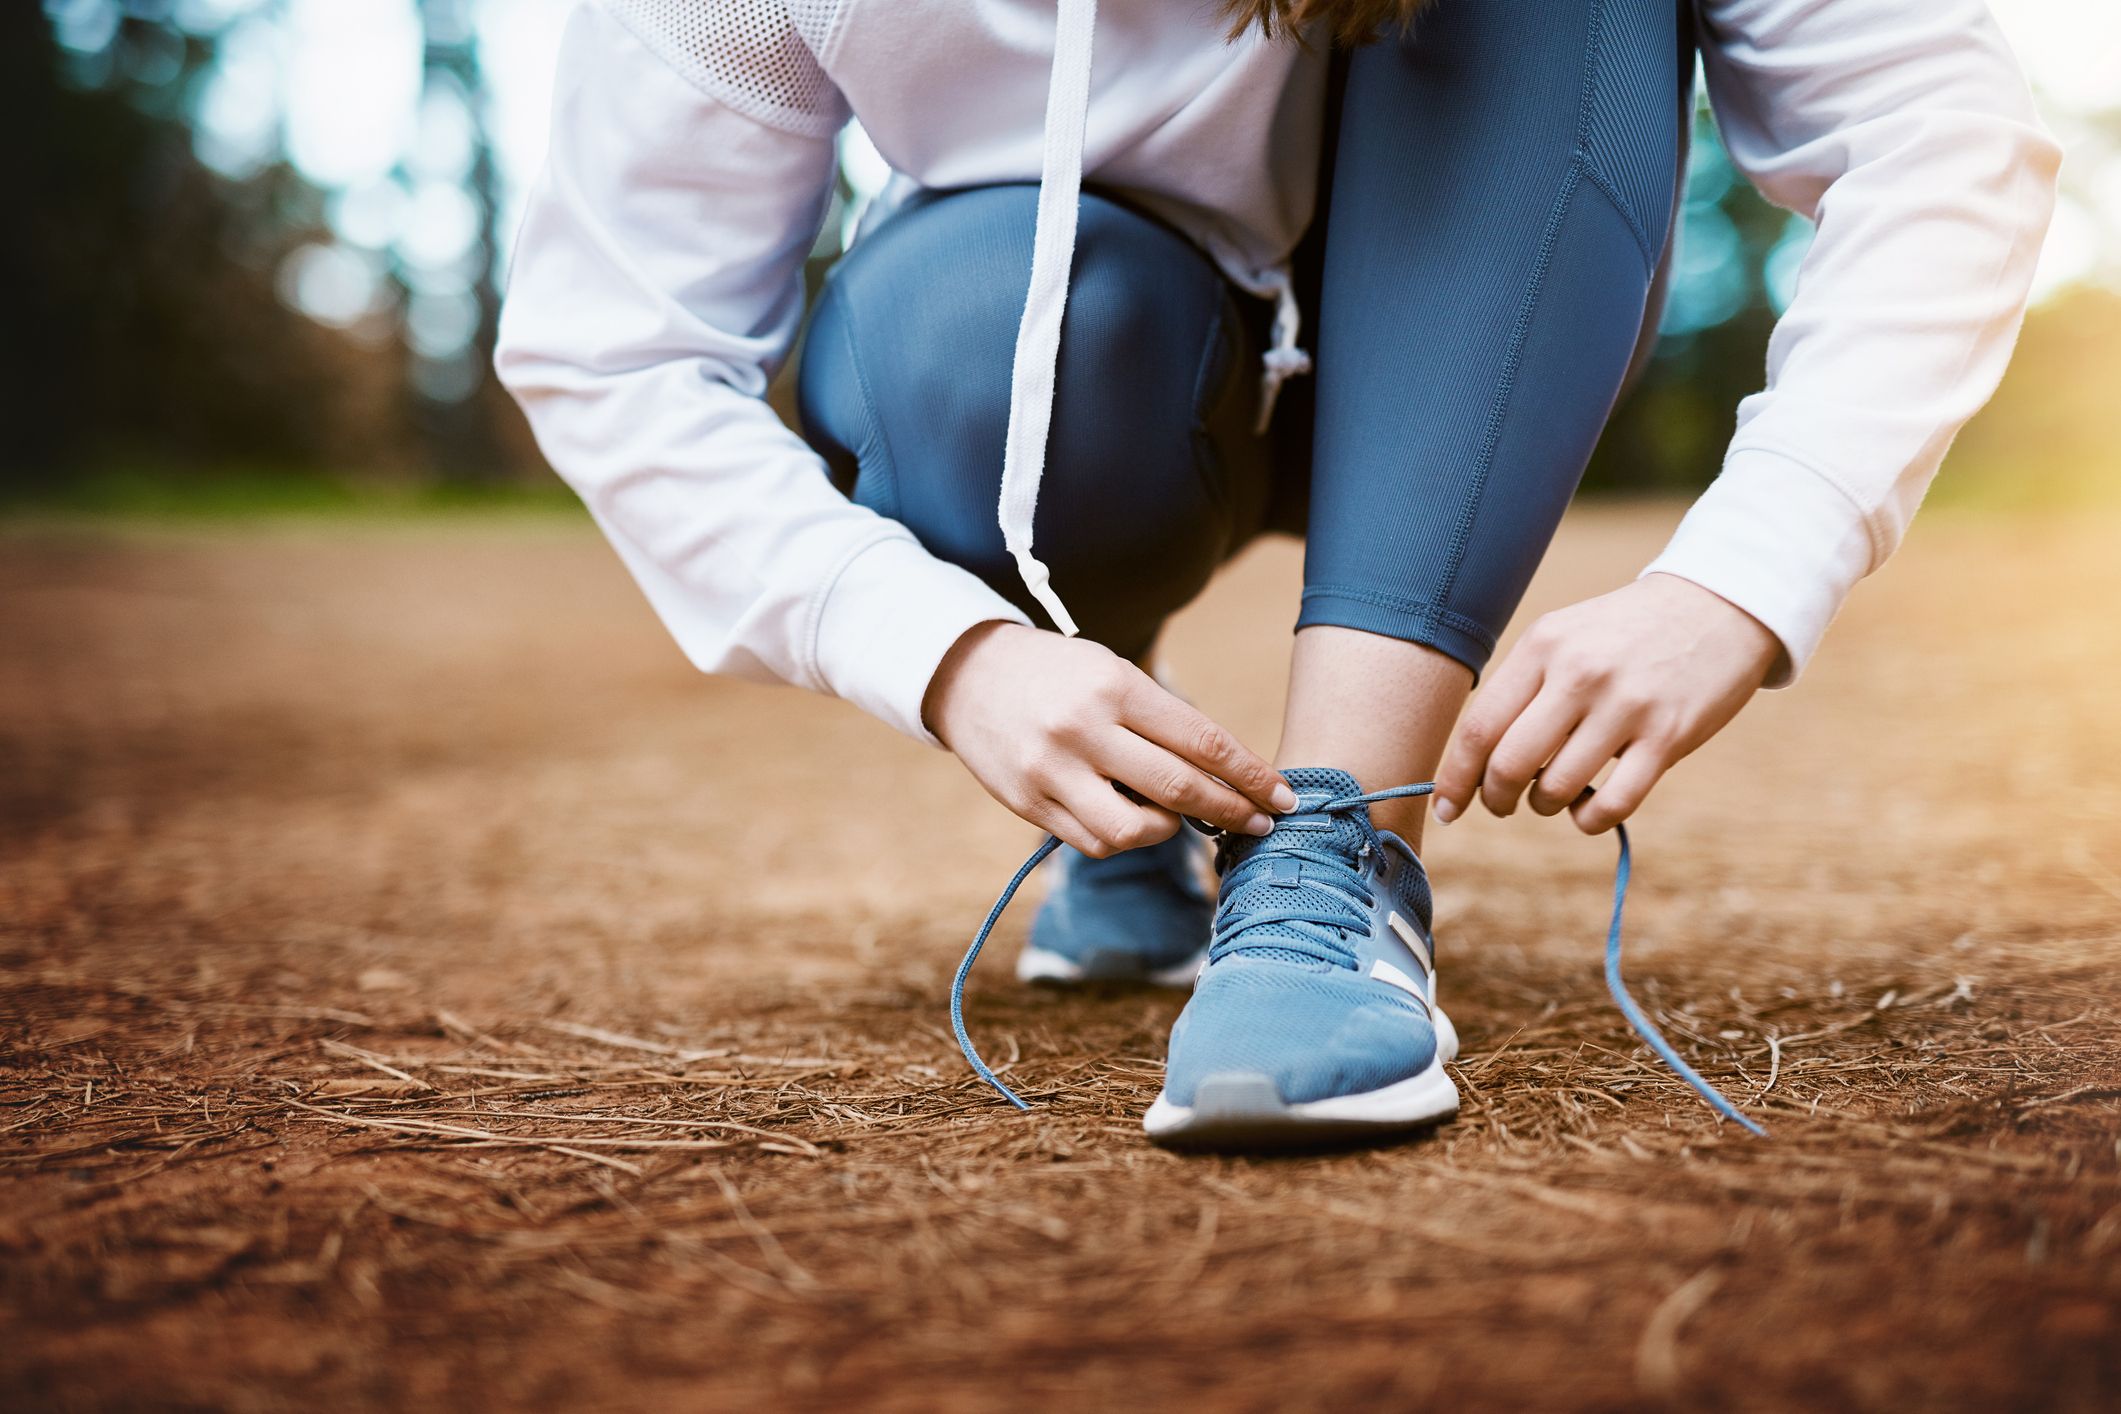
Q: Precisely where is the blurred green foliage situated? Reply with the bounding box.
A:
[8,2,521,498]
[1,5,392,489]
[1586,98,1796,494]
[0,466,582,521]
[8,9,2113,515]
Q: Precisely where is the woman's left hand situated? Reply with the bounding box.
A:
[1433,573,1784,834]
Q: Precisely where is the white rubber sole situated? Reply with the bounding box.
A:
[1015,944,1204,990]
[1142,1008,1461,1150]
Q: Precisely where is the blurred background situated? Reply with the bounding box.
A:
[5,0,2116,513]
[6,12,2119,1404]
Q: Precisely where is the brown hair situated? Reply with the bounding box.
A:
[1219,0,1435,46]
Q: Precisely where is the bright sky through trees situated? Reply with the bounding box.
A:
[48,0,2120,329]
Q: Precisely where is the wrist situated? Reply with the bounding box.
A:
[1642,572,1783,676]
[921,619,1025,748]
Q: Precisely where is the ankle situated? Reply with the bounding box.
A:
[1272,627,1469,849]
[1372,799,1426,851]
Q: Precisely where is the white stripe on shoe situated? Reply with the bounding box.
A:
[1367,957,1427,1001]
[1386,910,1434,977]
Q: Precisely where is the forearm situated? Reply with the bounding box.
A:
[1655,0,2062,680]
[496,2,1029,744]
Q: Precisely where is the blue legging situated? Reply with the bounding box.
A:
[799,0,1691,674]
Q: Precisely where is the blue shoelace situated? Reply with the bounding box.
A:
[950,781,1767,1137]
[1207,830,1380,969]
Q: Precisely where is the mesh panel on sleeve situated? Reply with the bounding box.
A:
[783,0,844,59]
[600,0,848,138]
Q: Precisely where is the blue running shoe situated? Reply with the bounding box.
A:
[1142,767,1459,1149]
[1017,831,1212,987]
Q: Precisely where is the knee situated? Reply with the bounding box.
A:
[799,188,1248,646]
[1015,201,1251,638]
[794,282,868,496]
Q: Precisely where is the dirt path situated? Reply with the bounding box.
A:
[3,506,2117,1410]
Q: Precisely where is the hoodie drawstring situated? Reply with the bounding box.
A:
[999,0,1312,631]
[1254,266,1313,435]
[997,0,1098,638]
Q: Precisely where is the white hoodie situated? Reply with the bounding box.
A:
[496,0,2059,745]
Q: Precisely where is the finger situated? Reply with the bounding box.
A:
[1057,772,1182,858]
[1569,743,1670,834]
[1095,731,1274,836]
[1435,649,1545,822]
[1117,676,1295,814]
[1022,796,1103,857]
[1480,687,1586,818]
[1525,710,1633,817]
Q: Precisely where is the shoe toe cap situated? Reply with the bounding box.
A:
[1162,965,1438,1107]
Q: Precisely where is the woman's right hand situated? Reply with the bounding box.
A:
[923,621,1296,857]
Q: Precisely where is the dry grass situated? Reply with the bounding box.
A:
[2,506,2118,1410]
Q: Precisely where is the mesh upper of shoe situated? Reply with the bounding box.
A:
[1210,767,1430,967]
[600,0,849,137]
[1156,768,1442,1104]
[1030,831,1210,971]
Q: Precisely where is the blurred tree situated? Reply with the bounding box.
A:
[1,3,409,490]
[402,0,513,478]
[1585,98,1791,494]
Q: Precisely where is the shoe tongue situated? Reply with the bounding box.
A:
[1215,768,1373,967]
[1265,767,1371,857]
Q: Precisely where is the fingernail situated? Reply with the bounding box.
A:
[1433,799,1458,825]
[1270,779,1298,812]
[1244,813,1274,836]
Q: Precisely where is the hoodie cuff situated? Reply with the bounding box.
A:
[811,533,1032,747]
[1638,447,1880,689]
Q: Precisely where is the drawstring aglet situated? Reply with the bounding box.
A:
[1254,345,1314,435]
[1010,549,1081,638]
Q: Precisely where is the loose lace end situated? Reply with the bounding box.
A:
[949,835,1061,1110]
[950,780,1768,1137]
[1602,822,1768,1137]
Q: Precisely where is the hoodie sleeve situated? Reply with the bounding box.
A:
[1639,0,2061,684]
[495,3,1029,745]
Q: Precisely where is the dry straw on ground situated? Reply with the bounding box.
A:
[3,509,2118,1409]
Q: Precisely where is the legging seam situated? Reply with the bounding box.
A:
[835,291,901,518]
[1423,160,1584,639]
[1301,584,1497,648]
[1187,288,1238,533]
[1575,161,1657,275]
[1423,0,1608,640]
[1571,0,1657,275]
